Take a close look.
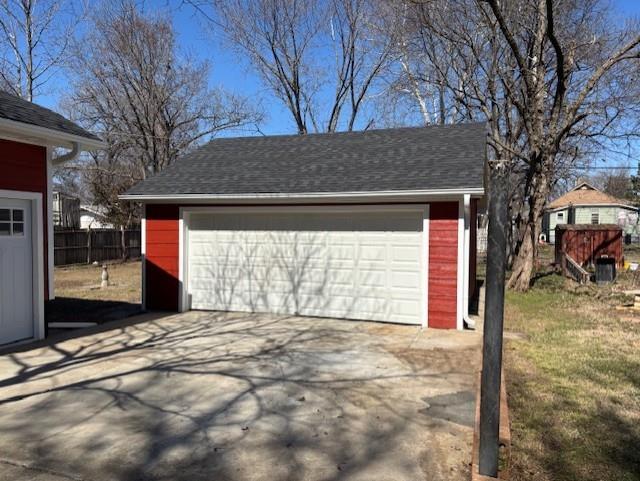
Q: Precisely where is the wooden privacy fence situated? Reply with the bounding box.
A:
[54,229,141,266]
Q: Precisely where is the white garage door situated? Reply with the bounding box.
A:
[186,208,426,325]
[0,198,33,344]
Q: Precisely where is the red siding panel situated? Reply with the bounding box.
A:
[429,201,459,329]
[145,204,179,311]
[0,139,49,299]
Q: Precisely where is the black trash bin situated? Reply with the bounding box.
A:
[595,257,616,284]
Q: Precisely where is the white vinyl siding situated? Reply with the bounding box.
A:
[548,208,568,244]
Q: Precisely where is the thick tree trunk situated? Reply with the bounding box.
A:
[506,220,536,291]
[507,165,549,291]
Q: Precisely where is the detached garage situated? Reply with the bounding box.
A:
[122,123,486,329]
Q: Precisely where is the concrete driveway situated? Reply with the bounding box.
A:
[0,312,481,481]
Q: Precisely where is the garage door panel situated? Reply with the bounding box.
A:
[187,210,425,325]
[359,244,387,261]
[327,268,356,284]
[393,298,422,314]
[391,270,422,289]
[392,245,422,262]
[327,245,356,260]
[350,297,388,314]
[358,269,387,288]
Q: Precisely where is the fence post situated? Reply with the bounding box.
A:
[121,226,127,261]
[478,160,509,477]
[86,227,92,264]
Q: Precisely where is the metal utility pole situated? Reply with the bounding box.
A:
[478,160,509,477]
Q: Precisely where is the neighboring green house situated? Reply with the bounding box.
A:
[544,182,639,243]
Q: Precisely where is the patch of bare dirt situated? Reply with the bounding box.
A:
[388,346,480,372]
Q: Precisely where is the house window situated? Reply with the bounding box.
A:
[0,209,25,236]
[591,211,599,224]
[557,212,564,221]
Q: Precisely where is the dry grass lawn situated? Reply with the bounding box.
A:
[48,261,141,324]
[505,273,640,481]
[54,261,141,303]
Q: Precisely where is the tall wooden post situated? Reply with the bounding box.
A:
[479,160,509,477]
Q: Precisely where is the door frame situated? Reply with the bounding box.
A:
[178,204,430,327]
[0,189,45,342]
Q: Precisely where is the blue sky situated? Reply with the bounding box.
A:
[34,0,640,141]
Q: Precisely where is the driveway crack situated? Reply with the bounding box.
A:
[0,457,84,480]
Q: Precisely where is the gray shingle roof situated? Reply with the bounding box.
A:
[0,90,101,142]
[126,122,486,197]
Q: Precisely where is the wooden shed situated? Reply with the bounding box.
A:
[555,224,624,269]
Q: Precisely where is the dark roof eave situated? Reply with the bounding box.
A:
[0,116,104,150]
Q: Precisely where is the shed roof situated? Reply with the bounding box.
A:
[123,122,486,199]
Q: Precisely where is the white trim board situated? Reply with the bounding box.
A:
[422,205,430,328]
[456,197,465,330]
[462,194,471,329]
[178,209,186,313]
[121,188,484,203]
[0,189,45,342]
[141,206,147,311]
[178,204,430,327]
[46,147,55,300]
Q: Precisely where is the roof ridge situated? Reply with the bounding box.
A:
[548,185,634,209]
[208,121,488,143]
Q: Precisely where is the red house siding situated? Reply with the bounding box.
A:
[0,139,49,299]
[428,202,459,329]
[145,204,180,311]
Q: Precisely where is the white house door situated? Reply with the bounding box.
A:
[0,198,33,344]
[186,208,426,325]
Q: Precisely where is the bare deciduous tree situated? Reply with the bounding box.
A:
[188,0,393,133]
[387,0,640,290]
[590,169,633,201]
[0,0,79,100]
[62,1,260,227]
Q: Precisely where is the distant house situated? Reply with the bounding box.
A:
[52,191,80,229]
[53,196,114,229]
[544,182,638,243]
[80,205,113,229]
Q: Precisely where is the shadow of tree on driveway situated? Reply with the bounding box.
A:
[0,312,479,481]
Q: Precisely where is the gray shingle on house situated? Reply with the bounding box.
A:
[0,90,101,142]
[126,122,487,196]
